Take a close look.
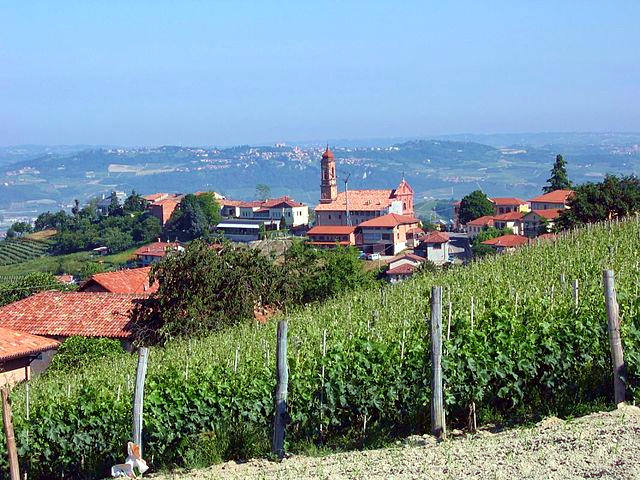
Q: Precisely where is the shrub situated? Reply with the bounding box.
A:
[49,336,125,372]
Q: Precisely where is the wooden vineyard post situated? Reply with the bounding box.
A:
[1,388,20,480]
[133,347,149,457]
[603,270,627,404]
[430,286,446,440]
[272,319,289,459]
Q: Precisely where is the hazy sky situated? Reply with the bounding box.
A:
[1,1,639,146]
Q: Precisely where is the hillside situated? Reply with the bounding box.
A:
[155,405,640,480]
[2,218,640,478]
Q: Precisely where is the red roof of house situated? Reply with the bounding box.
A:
[493,211,525,221]
[0,291,145,339]
[359,213,420,228]
[307,225,356,235]
[134,242,181,258]
[422,231,450,244]
[386,263,418,276]
[315,189,394,212]
[491,197,527,206]
[79,267,158,294]
[537,233,558,241]
[481,234,529,248]
[391,253,425,264]
[527,209,563,220]
[55,274,75,284]
[0,327,60,362]
[308,241,353,246]
[529,189,574,204]
[467,215,495,227]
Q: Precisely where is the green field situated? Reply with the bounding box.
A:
[0,236,54,266]
[3,218,640,478]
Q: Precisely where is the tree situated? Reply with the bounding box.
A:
[132,214,162,243]
[164,194,209,241]
[543,154,572,193]
[107,192,124,216]
[195,192,222,225]
[557,174,640,229]
[0,272,74,308]
[255,184,271,201]
[123,191,147,213]
[71,199,81,216]
[7,221,33,238]
[471,226,512,258]
[458,190,494,225]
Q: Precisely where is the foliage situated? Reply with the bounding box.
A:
[0,272,74,307]
[164,194,220,242]
[557,174,640,229]
[6,221,33,238]
[543,154,572,193]
[458,190,494,225]
[255,184,271,201]
[34,192,162,255]
[49,336,125,372]
[471,226,512,257]
[3,218,640,479]
[0,237,53,266]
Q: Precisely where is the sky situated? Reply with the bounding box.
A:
[1,1,639,146]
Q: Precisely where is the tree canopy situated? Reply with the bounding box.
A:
[164,193,221,241]
[471,226,513,258]
[458,190,494,225]
[543,154,572,193]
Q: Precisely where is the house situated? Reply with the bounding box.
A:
[0,291,146,351]
[306,225,356,248]
[221,196,309,227]
[55,274,75,285]
[492,211,525,236]
[357,213,420,255]
[314,147,414,226]
[134,241,183,266]
[406,227,426,248]
[481,234,529,253]
[465,215,495,238]
[96,191,128,214]
[149,198,181,225]
[0,327,59,387]
[79,267,158,294]
[417,231,450,265]
[385,254,425,284]
[490,197,529,215]
[215,219,280,242]
[522,209,563,237]
[529,190,574,210]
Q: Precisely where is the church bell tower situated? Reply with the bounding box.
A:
[320,146,338,203]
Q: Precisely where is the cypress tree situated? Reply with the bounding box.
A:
[543,154,572,193]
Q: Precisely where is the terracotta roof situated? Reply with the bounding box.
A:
[481,234,529,248]
[493,211,525,221]
[219,199,245,207]
[423,231,450,244]
[307,225,356,235]
[467,215,495,227]
[322,146,334,159]
[491,197,527,206]
[0,327,59,362]
[529,189,574,204]
[79,267,158,294]
[407,227,425,236]
[229,196,305,209]
[392,253,425,263]
[0,291,145,339]
[143,193,170,202]
[527,209,563,220]
[359,213,420,228]
[537,233,558,241]
[134,242,181,258]
[314,189,395,212]
[308,241,353,246]
[55,274,75,284]
[386,263,418,276]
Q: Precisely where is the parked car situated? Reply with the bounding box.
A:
[366,252,381,260]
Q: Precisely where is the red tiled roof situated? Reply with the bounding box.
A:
[0,327,59,362]
[537,233,558,241]
[359,213,420,228]
[493,211,525,221]
[315,189,394,212]
[482,234,529,248]
[527,209,563,220]
[423,231,450,244]
[79,267,158,294]
[55,274,75,284]
[392,253,425,263]
[529,189,574,204]
[307,225,356,235]
[134,242,181,258]
[467,215,495,227]
[322,146,334,159]
[0,291,145,339]
[308,241,353,246]
[219,199,245,207]
[491,197,527,206]
[386,263,418,276]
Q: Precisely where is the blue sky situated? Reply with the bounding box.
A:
[1,1,638,146]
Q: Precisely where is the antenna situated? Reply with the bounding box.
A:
[344,173,352,226]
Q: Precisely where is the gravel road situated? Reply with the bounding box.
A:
[155,404,640,480]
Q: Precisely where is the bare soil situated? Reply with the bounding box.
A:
[154,404,640,480]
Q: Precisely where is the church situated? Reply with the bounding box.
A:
[314,146,414,226]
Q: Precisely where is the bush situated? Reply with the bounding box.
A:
[49,336,125,372]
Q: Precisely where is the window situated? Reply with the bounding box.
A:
[433,243,441,250]
[328,215,331,219]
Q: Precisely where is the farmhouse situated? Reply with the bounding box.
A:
[306,225,357,248]
[134,241,183,266]
[357,213,420,255]
[529,189,574,210]
[385,254,425,284]
[492,211,525,236]
[466,215,495,238]
[416,231,450,265]
[79,267,158,294]
[490,197,529,215]
[0,327,59,387]
[481,234,529,253]
[522,209,563,237]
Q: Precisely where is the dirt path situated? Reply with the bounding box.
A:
[154,405,640,480]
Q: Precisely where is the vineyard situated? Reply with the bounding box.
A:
[2,218,640,478]
[0,234,54,266]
